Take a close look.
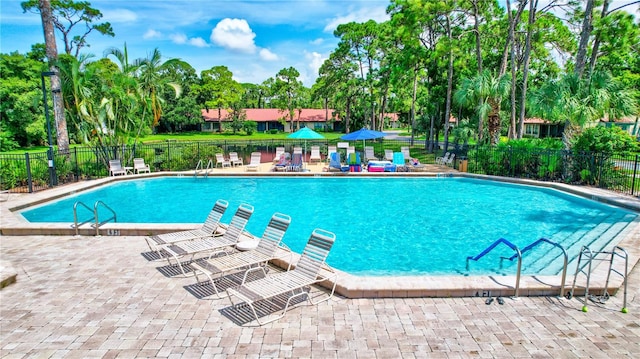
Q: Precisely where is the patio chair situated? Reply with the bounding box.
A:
[133,158,151,174]
[327,152,348,172]
[245,152,262,172]
[327,146,337,163]
[144,199,229,257]
[346,146,355,158]
[191,212,293,298]
[160,203,254,276]
[347,152,362,172]
[309,146,322,163]
[226,228,338,326]
[287,153,304,172]
[293,147,303,155]
[364,146,378,162]
[384,149,394,161]
[273,147,285,163]
[229,152,243,167]
[273,152,291,172]
[108,159,127,176]
[444,153,456,167]
[435,152,451,165]
[216,153,231,168]
[401,147,411,163]
[393,152,407,172]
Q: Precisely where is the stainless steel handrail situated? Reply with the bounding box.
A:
[73,201,94,235]
[94,201,117,236]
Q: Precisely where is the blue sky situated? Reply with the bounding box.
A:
[0,0,390,86]
[2,1,637,86]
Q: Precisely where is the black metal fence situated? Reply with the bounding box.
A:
[1,139,638,197]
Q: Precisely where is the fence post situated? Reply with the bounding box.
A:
[632,154,638,197]
[74,147,79,181]
[24,153,33,193]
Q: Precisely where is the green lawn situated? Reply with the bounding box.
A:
[140,131,345,143]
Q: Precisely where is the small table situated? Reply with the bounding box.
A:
[124,166,133,175]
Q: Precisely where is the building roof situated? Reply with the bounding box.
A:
[202,108,336,122]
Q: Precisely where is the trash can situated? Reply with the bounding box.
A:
[458,157,468,172]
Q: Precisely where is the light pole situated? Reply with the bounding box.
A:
[41,71,58,186]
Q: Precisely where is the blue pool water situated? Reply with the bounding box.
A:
[21,177,637,276]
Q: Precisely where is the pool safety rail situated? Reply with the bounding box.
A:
[466,237,569,298]
[502,238,568,298]
[466,238,522,297]
[567,246,629,313]
[194,159,214,178]
[73,200,117,236]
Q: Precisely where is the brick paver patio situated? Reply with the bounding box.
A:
[1,233,638,358]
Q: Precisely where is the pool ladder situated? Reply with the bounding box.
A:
[567,246,628,313]
[466,237,568,298]
[194,159,214,178]
[73,201,117,236]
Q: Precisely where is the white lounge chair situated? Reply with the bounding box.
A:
[133,158,151,174]
[444,153,456,167]
[144,199,229,256]
[327,146,337,163]
[108,159,126,176]
[229,152,243,167]
[160,203,254,276]
[191,213,292,298]
[347,146,355,158]
[364,146,378,162]
[401,147,410,163]
[245,152,262,172]
[273,147,285,163]
[436,152,452,165]
[309,146,321,163]
[384,149,394,161]
[216,153,231,168]
[226,228,337,325]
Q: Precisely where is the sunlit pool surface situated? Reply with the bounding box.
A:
[21,177,637,276]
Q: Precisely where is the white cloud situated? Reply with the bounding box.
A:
[259,48,279,61]
[143,29,162,39]
[301,51,327,86]
[310,38,324,45]
[169,33,209,48]
[189,37,209,48]
[324,6,389,33]
[101,9,138,23]
[170,33,188,44]
[210,18,257,54]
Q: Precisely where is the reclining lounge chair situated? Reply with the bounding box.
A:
[226,228,337,325]
[191,212,292,298]
[160,203,254,276]
[145,199,229,256]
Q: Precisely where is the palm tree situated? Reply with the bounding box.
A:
[454,70,511,146]
[529,70,638,149]
[137,48,188,128]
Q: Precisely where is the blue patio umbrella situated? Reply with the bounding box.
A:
[340,127,387,148]
[287,127,325,155]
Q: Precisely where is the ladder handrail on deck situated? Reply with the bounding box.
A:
[194,159,214,178]
[466,238,522,298]
[501,237,568,298]
[73,200,117,236]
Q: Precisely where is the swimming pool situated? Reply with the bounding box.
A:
[20,177,637,276]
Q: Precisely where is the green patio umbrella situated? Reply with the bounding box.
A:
[287,127,325,155]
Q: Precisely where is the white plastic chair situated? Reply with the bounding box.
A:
[229,152,243,167]
[309,146,322,163]
[133,158,151,174]
[216,153,231,168]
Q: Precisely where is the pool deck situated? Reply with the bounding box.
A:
[1,234,639,357]
[1,164,640,356]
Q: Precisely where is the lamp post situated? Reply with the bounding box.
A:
[41,71,58,186]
